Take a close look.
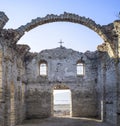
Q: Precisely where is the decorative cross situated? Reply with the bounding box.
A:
[58,40,64,47]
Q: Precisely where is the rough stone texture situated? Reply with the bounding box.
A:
[16,12,116,57]
[0,11,8,29]
[25,47,100,119]
[26,84,52,119]
[97,54,117,123]
[1,44,27,126]
[0,12,119,126]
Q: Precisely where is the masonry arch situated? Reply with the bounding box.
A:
[17,12,107,41]
[16,12,115,57]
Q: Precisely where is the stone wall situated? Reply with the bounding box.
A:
[0,41,27,126]
[25,47,100,119]
[0,11,120,126]
[104,56,117,124]
[3,45,26,126]
[26,83,52,119]
[0,46,4,126]
[97,52,119,125]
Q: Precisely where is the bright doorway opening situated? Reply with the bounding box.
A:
[53,86,72,117]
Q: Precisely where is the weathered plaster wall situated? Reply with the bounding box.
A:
[25,47,100,119]
[97,52,119,125]
[104,57,117,124]
[117,62,120,126]
[0,12,8,126]
[0,45,4,126]
[26,84,52,119]
[2,45,27,126]
[0,11,120,126]
[114,20,120,126]
[0,39,28,126]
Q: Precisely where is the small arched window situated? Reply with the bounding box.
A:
[77,62,84,76]
[40,62,47,76]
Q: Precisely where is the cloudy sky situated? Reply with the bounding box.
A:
[1,0,120,52]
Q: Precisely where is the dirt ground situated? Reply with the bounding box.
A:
[17,117,114,126]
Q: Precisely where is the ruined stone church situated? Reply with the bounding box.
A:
[0,11,120,126]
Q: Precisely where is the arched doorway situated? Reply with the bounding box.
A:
[53,85,72,117]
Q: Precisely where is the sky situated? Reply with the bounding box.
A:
[53,90,71,104]
[1,0,120,53]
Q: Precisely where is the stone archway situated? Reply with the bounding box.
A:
[17,12,108,41]
[15,12,115,57]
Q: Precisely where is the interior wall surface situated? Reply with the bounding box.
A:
[97,52,119,125]
[0,11,120,126]
[0,42,26,126]
[25,47,101,119]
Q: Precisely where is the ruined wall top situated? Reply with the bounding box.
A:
[0,11,119,58]
[25,46,102,63]
[25,46,101,83]
[0,11,9,29]
[15,12,119,58]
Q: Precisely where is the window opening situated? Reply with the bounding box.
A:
[77,63,84,75]
[40,63,47,76]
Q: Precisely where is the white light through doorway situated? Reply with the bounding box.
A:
[53,89,71,117]
[53,89,71,104]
